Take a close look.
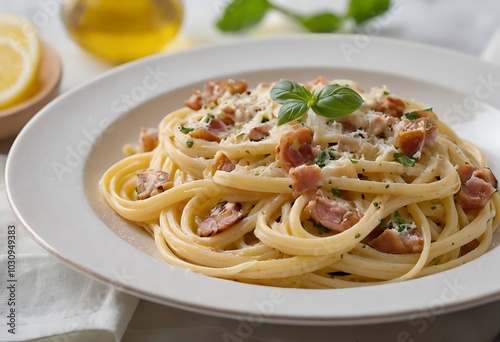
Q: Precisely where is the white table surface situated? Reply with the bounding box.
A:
[2,0,500,341]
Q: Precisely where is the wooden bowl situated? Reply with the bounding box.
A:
[0,41,62,141]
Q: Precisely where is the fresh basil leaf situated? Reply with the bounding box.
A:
[394,152,416,167]
[216,0,271,31]
[270,80,312,103]
[299,12,341,33]
[277,100,309,126]
[347,0,390,24]
[311,85,363,118]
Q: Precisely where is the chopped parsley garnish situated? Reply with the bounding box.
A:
[405,111,419,120]
[373,202,380,208]
[313,221,330,235]
[261,117,269,123]
[331,188,340,197]
[355,233,361,239]
[382,90,390,96]
[203,114,215,123]
[245,150,250,154]
[396,222,410,232]
[314,149,337,168]
[394,152,416,167]
[350,158,359,164]
[236,133,245,140]
[186,140,194,148]
[378,218,387,229]
[423,107,433,112]
[179,126,194,134]
[392,210,412,232]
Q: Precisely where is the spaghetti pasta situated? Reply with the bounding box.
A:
[99,77,499,288]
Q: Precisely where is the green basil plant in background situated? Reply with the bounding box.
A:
[217,0,391,33]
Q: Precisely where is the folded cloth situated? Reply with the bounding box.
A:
[482,27,500,66]
[0,155,139,341]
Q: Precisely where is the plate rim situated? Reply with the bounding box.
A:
[6,34,500,325]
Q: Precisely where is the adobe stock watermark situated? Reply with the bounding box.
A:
[50,64,170,182]
[222,288,286,341]
[440,74,500,126]
[31,0,64,28]
[3,0,63,49]
[397,277,467,341]
[339,0,411,63]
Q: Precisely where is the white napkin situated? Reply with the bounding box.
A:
[482,27,500,66]
[0,155,139,342]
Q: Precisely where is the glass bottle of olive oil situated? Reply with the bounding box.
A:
[62,0,183,63]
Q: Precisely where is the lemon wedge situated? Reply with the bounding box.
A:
[0,14,42,109]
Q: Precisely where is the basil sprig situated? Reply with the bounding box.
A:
[216,0,390,33]
[270,80,363,126]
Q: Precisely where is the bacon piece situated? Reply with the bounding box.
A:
[136,170,173,200]
[184,80,248,110]
[395,118,437,157]
[198,201,243,237]
[212,152,236,173]
[290,165,323,197]
[205,80,247,104]
[189,118,229,142]
[365,115,389,136]
[376,96,405,117]
[367,228,423,254]
[423,125,438,150]
[219,105,236,125]
[414,109,439,126]
[184,90,203,110]
[208,117,228,134]
[189,128,220,142]
[455,165,498,210]
[248,122,273,142]
[340,120,357,134]
[138,128,159,153]
[276,127,313,168]
[306,197,359,233]
[304,76,329,90]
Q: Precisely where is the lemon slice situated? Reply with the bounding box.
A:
[0,14,42,109]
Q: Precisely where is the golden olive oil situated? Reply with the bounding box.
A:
[62,0,183,63]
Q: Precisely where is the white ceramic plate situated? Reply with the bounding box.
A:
[6,35,500,325]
